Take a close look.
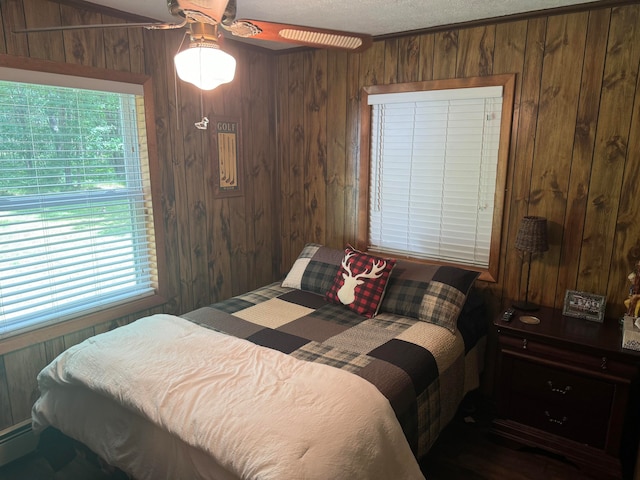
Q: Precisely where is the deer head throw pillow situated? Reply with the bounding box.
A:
[325,246,396,318]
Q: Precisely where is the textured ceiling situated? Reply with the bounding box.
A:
[84,0,597,49]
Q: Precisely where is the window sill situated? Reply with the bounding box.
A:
[0,294,167,356]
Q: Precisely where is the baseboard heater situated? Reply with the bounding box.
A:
[0,420,37,467]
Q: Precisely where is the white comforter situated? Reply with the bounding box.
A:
[32,314,425,480]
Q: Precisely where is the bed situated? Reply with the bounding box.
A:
[31,244,487,479]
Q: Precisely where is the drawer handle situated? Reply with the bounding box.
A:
[522,338,527,349]
[601,356,607,370]
[545,411,567,426]
[547,381,572,395]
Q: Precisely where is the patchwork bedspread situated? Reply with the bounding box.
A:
[33,313,425,480]
[183,282,485,458]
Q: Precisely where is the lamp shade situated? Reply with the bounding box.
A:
[514,216,549,253]
[174,43,236,91]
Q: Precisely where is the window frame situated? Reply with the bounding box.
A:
[357,74,515,282]
[0,54,167,354]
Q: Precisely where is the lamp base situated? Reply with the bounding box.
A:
[512,301,540,311]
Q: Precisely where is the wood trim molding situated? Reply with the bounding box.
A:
[0,294,166,356]
[374,0,640,42]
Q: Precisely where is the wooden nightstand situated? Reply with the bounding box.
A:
[493,307,640,479]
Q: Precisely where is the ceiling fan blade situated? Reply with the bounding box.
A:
[226,19,372,53]
[13,20,187,34]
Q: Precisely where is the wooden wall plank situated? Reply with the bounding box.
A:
[0,357,12,429]
[277,54,292,271]
[578,5,640,299]
[203,71,231,302]
[383,37,399,84]
[180,81,209,309]
[23,0,63,61]
[502,17,547,305]
[43,337,65,363]
[167,57,195,310]
[326,50,348,248]
[418,34,435,81]
[433,30,458,80]
[0,3,6,54]
[398,35,420,83]
[303,50,328,246]
[456,25,495,77]
[284,52,305,265]
[60,5,105,67]
[360,41,385,86]
[343,51,361,248]
[127,26,144,74]
[2,0,29,56]
[490,20,528,304]
[528,12,588,308]
[63,326,94,349]
[228,48,250,295]
[4,344,47,422]
[144,28,181,313]
[101,14,131,72]
[206,195,233,302]
[92,315,132,336]
[556,9,610,308]
[247,51,276,288]
[239,52,257,289]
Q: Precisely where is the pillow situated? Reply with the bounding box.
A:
[380,260,479,333]
[281,243,344,295]
[325,247,396,318]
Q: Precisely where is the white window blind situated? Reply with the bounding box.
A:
[0,78,157,337]
[368,86,503,268]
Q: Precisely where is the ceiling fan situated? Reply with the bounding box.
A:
[15,0,373,90]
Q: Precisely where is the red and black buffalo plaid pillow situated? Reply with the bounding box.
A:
[325,246,396,318]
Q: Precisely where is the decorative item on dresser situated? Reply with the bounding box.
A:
[513,216,549,311]
[562,289,607,323]
[493,307,640,480]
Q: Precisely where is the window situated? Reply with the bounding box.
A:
[357,75,515,281]
[0,58,165,339]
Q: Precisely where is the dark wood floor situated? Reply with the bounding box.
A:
[420,403,603,480]
[0,400,606,480]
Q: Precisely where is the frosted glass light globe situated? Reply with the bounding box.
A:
[174,44,236,91]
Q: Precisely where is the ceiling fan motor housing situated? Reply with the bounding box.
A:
[168,0,229,25]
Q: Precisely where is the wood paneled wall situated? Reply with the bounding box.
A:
[275,4,640,319]
[0,0,278,430]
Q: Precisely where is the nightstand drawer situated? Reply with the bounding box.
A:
[499,334,634,379]
[509,357,615,407]
[506,357,614,448]
[507,391,610,448]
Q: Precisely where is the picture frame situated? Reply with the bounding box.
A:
[562,290,606,323]
[211,117,243,198]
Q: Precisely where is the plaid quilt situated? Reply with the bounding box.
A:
[182,282,485,458]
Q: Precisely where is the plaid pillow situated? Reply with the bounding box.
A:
[381,260,479,332]
[281,244,343,295]
[325,247,396,318]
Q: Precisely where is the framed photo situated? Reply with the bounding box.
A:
[211,117,243,198]
[562,290,606,323]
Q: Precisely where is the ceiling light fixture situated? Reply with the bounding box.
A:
[174,23,236,91]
